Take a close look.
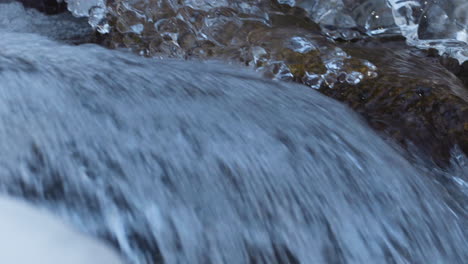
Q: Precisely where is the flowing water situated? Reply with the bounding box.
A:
[0,1,467,264]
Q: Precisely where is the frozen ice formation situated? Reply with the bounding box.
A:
[98,0,378,88]
[63,0,104,17]
[62,0,109,33]
[286,0,468,63]
[61,0,466,62]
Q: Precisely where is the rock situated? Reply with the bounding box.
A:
[320,42,468,165]
[438,56,468,88]
[104,0,376,88]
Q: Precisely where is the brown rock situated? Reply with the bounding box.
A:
[321,44,468,165]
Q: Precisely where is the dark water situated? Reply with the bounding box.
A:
[0,2,467,264]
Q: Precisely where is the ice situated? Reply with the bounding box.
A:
[65,0,105,17]
[63,0,108,32]
[59,0,467,62]
[286,0,468,63]
[89,5,109,33]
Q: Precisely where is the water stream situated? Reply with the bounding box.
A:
[0,1,467,264]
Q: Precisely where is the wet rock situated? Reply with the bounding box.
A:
[320,43,468,165]
[104,0,376,88]
[284,0,468,64]
[438,56,468,88]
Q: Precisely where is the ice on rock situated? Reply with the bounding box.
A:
[64,0,108,32]
[65,0,105,17]
[288,36,317,53]
[61,0,466,62]
[346,71,364,85]
[65,0,106,17]
[285,0,468,63]
[410,0,468,63]
[88,5,109,33]
[183,0,230,10]
[283,0,394,39]
[302,72,323,89]
[99,0,378,88]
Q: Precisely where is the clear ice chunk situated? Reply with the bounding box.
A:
[285,0,468,63]
[65,0,105,17]
[61,0,467,62]
[64,0,108,32]
[88,5,109,34]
